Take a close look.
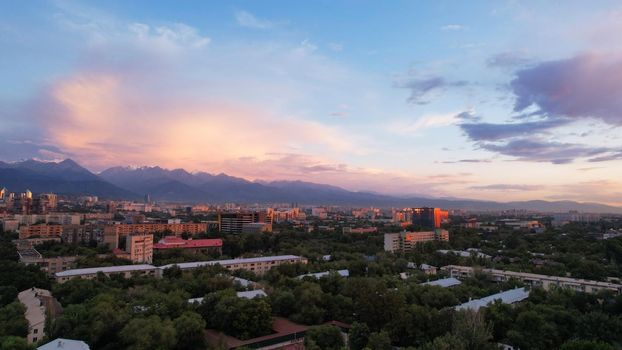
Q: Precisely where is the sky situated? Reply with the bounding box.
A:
[2,1,622,205]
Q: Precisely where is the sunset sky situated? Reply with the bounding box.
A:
[2,1,622,204]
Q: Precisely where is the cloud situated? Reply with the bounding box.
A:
[459,53,622,164]
[479,139,610,164]
[587,151,622,162]
[511,53,622,124]
[470,184,542,191]
[441,24,467,31]
[5,1,390,189]
[388,112,464,134]
[212,153,466,195]
[487,51,533,68]
[129,22,210,49]
[0,140,69,162]
[235,10,273,29]
[460,118,569,141]
[441,159,492,164]
[394,76,468,104]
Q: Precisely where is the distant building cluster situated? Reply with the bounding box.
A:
[0,188,57,215]
[392,207,449,229]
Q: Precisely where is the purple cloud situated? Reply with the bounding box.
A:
[479,139,610,164]
[460,118,569,141]
[512,54,622,124]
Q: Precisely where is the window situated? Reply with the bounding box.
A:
[33,329,38,334]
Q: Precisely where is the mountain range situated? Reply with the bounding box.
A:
[0,159,620,213]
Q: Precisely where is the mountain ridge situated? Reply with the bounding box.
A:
[0,159,620,213]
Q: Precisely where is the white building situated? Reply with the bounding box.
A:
[18,288,52,344]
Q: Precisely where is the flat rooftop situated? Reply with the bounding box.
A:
[420,277,462,288]
[455,287,530,311]
[55,264,156,277]
[160,255,303,270]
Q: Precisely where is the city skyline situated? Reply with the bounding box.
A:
[3,1,622,205]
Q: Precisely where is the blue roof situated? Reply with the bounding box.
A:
[38,338,90,350]
[455,287,530,311]
[420,277,462,288]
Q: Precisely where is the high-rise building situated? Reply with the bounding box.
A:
[218,211,272,234]
[411,207,448,229]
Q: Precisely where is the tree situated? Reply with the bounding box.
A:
[560,340,615,350]
[366,331,391,350]
[451,310,495,350]
[120,316,177,350]
[270,290,296,316]
[349,322,370,350]
[0,302,29,337]
[0,336,35,350]
[305,324,344,350]
[418,334,466,350]
[173,311,206,350]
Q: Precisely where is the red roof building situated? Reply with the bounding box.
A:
[153,236,223,254]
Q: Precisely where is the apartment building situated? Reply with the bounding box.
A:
[55,264,159,283]
[103,222,208,248]
[153,236,223,254]
[19,224,63,239]
[55,255,308,283]
[442,265,622,294]
[125,233,153,264]
[18,288,55,344]
[384,229,449,253]
[160,255,308,275]
[104,222,208,237]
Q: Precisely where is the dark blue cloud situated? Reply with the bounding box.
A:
[479,139,610,164]
[460,118,569,141]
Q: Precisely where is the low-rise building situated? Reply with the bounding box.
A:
[443,265,622,294]
[437,249,492,259]
[161,255,308,275]
[205,317,349,350]
[56,255,308,282]
[55,264,158,283]
[18,288,57,344]
[454,287,530,311]
[297,269,349,279]
[420,277,462,288]
[38,339,90,350]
